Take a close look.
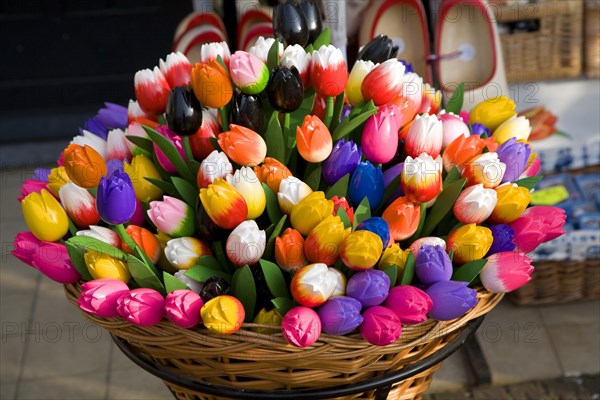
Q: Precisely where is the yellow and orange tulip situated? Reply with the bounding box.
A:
[290,191,334,236]
[218,124,267,167]
[22,189,69,242]
[63,144,106,188]
[446,224,493,265]
[191,60,233,109]
[304,215,350,266]
[274,228,308,273]
[254,157,292,193]
[442,135,486,173]
[199,178,248,229]
[488,184,531,224]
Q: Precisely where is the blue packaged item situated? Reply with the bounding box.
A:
[574,173,600,200]
[579,213,600,229]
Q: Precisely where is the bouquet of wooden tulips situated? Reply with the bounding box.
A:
[14,15,567,348]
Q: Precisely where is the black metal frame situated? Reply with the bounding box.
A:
[112,316,484,400]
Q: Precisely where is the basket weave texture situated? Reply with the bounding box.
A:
[494,0,583,82]
[65,284,503,400]
[509,259,600,306]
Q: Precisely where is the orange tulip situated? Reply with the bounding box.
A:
[442,135,486,173]
[296,115,333,163]
[218,124,267,167]
[191,60,233,109]
[254,157,292,192]
[274,228,308,273]
[121,225,161,264]
[63,144,107,188]
[382,196,421,241]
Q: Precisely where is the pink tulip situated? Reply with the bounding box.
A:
[405,114,443,159]
[439,112,470,150]
[362,105,400,164]
[117,288,165,327]
[229,51,269,94]
[12,232,81,284]
[153,126,186,174]
[361,59,405,106]
[159,51,192,88]
[384,285,432,325]
[147,196,195,238]
[164,289,204,328]
[106,128,132,161]
[510,206,567,253]
[520,157,541,179]
[18,180,50,202]
[453,184,498,224]
[129,199,146,226]
[78,278,130,318]
[480,251,534,293]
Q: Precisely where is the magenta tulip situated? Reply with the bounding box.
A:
[153,126,186,174]
[78,278,130,318]
[18,180,50,202]
[117,288,165,327]
[164,289,204,328]
[510,206,567,253]
[361,105,400,164]
[480,251,534,293]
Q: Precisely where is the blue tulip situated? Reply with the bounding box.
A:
[323,139,362,185]
[471,123,490,137]
[486,224,516,256]
[96,170,136,225]
[496,138,532,183]
[356,217,391,247]
[426,281,478,321]
[105,159,125,177]
[348,161,385,209]
[415,244,452,285]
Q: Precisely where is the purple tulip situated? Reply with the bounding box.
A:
[348,161,385,209]
[105,158,125,177]
[96,170,136,225]
[81,102,128,139]
[164,290,204,328]
[117,288,165,327]
[322,139,362,185]
[471,123,490,137]
[496,138,531,183]
[33,168,51,182]
[355,217,391,247]
[317,296,364,335]
[415,244,453,285]
[486,224,516,256]
[78,279,130,318]
[426,281,478,321]
[346,269,390,307]
[12,231,81,284]
[153,126,186,174]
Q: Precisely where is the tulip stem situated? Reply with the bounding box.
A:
[67,218,78,237]
[218,107,229,132]
[115,224,138,254]
[182,136,195,163]
[323,96,334,128]
[283,113,291,146]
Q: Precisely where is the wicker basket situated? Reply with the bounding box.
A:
[493,0,584,82]
[65,284,503,400]
[509,259,600,306]
[585,0,600,78]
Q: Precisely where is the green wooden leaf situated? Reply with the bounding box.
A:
[144,125,194,182]
[197,255,223,271]
[267,37,280,72]
[452,259,487,284]
[289,89,316,147]
[329,92,345,132]
[445,82,464,114]
[126,255,166,295]
[304,165,322,191]
[336,206,352,229]
[262,183,284,225]
[332,106,377,140]
[189,160,201,177]
[163,271,190,293]
[259,259,290,299]
[443,167,462,190]
[325,173,349,199]
[514,175,544,191]
[264,215,287,260]
[400,251,415,285]
[421,178,467,237]
[216,54,229,72]
[66,236,127,261]
[353,197,371,229]
[208,136,222,152]
[271,297,297,316]
[211,241,232,273]
[406,203,427,244]
[185,265,232,283]
[381,265,398,289]
[133,246,159,276]
[265,111,285,162]
[65,242,93,281]
[126,135,154,153]
[145,177,179,197]
[311,27,330,49]
[231,265,257,322]
[171,176,198,208]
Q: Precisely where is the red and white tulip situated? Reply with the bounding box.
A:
[134,67,171,115]
[405,113,443,158]
[159,51,192,88]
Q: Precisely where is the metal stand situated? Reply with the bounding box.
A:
[112,316,485,400]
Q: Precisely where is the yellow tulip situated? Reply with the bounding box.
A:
[378,244,410,274]
[123,155,164,202]
[84,250,131,283]
[47,166,71,196]
[469,96,516,132]
[446,224,493,265]
[346,60,377,106]
[22,189,69,242]
[488,184,531,224]
[492,116,532,144]
[340,230,383,271]
[290,191,334,236]
[253,308,283,334]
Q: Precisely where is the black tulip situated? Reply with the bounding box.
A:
[199,277,231,302]
[165,86,202,136]
[273,2,309,47]
[232,92,264,133]
[299,0,323,43]
[267,65,304,113]
[357,34,400,64]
